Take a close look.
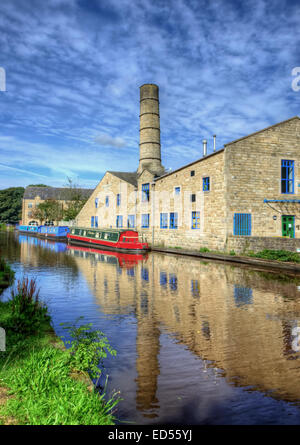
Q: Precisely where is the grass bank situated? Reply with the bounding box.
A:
[0,269,119,425]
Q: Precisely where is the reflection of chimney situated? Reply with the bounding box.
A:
[213,134,216,152]
[138,84,164,176]
[203,139,207,157]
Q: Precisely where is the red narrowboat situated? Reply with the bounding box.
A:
[67,227,149,253]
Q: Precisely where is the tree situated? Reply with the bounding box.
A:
[63,178,89,221]
[27,184,49,187]
[31,199,64,224]
[0,187,25,223]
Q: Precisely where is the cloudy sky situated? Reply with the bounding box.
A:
[0,0,299,189]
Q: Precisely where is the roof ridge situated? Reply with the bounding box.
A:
[224,116,300,147]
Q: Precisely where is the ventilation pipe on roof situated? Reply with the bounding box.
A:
[213,135,216,152]
[203,139,207,157]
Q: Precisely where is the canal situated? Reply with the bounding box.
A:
[1,231,300,425]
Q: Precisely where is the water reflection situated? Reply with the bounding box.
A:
[1,231,300,424]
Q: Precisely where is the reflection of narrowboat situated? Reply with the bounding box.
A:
[18,225,69,240]
[67,244,148,267]
[67,227,149,253]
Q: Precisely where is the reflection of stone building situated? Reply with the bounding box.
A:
[68,249,300,412]
[76,83,300,252]
[22,186,93,225]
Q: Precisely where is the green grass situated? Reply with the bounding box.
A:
[0,274,120,425]
[248,249,300,263]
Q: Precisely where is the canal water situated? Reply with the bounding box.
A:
[1,231,300,425]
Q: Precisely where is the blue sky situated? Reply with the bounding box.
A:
[0,0,299,189]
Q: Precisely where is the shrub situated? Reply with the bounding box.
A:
[7,278,50,335]
[61,318,117,380]
[229,250,236,256]
[199,247,210,253]
[249,249,300,263]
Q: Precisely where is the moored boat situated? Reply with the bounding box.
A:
[67,227,149,253]
[38,226,69,240]
[18,225,69,240]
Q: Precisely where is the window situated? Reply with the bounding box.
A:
[169,274,178,291]
[142,183,150,202]
[203,177,210,191]
[281,160,294,194]
[174,186,181,195]
[234,285,253,308]
[160,213,168,229]
[105,196,109,207]
[95,198,98,208]
[233,213,251,236]
[127,215,135,228]
[91,216,95,227]
[117,193,121,206]
[160,272,167,287]
[141,214,150,228]
[190,194,196,202]
[95,216,98,228]
[190,170,195,177]
[28,203,33,208]
[170,212,178,229]
[191,211,200,229]
[191,280,200,298]
[116,215,123,228]
[141,268,149,282]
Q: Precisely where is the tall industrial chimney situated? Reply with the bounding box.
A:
[137,84,164,176]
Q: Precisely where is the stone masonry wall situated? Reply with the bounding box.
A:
[224,117,300,238]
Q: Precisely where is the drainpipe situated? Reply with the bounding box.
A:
[151,182,155,246]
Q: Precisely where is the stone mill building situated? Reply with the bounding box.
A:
[76,83,300,253]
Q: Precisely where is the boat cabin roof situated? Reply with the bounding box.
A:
[74,227,137,234]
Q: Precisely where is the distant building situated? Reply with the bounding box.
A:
[22,186,93,225]
[76,84,300,252]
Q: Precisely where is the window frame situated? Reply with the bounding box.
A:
[203,177,210,192]
[233,213,251,236]
[191,211,200,229]
[160,213,168,229]
[281,159,294,194]
[142,183,150,202]
[170,212,178,229]
[141,213,150,228]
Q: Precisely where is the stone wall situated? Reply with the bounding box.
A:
[224,117,300,238]
[152,150,227,250]
[226,235,300,254]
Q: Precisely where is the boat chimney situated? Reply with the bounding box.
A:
[203,139,207,157]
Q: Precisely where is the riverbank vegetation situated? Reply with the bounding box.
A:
[0,273,119,425]
[0,258,14,290]
[247,249,300,263]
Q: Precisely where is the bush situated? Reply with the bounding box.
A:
[61,318,117,380]
[229,250,236,256]
[249,249,300,263]
[7,278,50,335]
[199,247,210,253]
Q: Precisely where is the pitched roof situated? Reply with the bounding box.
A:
[155,149,224,182]
[108,171,138,187]
[224,116,300,146]
[23,186,94,200]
